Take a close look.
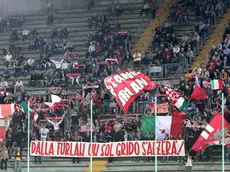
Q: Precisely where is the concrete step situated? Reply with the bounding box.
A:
[0,22,142,38]
[0,169,85,172]
[23,8,142,21]
[24,14,144,25]
[104,161,230,172]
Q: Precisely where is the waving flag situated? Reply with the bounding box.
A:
[19,100,28,113]
[190,86,208,101]
[141,115,184,140]
[164,87,189,111]
[0,104,15,142]
[104,71,155,112]
[192,113,230,151]
[211,80,223,90]
[45,95,62,111]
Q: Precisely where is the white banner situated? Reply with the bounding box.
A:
[30,140,185,157]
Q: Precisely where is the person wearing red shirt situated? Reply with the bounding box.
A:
[150,0,157,19]
[211,56,218,69]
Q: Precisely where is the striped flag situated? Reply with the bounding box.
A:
[174,97,189,111]
[211,80,223,90]
[141,115,184,140]
[19,100,28,113]
[164,87,189,111]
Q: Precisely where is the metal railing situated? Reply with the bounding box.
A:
[102,100,149,115]
[133,60,190,79]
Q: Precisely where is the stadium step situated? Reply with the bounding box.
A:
[103,161,230,172]
[134,0,171,53]
[191,8,230,69]
[85,159,107,172]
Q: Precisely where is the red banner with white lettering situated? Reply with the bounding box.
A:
[150,102,169,114]
[30,140,185,157]
[104,71,155,112]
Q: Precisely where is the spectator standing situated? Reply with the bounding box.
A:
[88,42,96,59]
[5,133,13,159]
[15,147,22,172]
[161,133,170,162]
[64,105,73,132]
[34,136,41,164]
[140,1,150,16]
[71,133,80,163]
[186,46,194,64]
[184,155,192,172]
[150,0,157,19]
[47,13,54,26]
[1,145,8,171]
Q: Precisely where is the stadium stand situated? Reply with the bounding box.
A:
[1,0,230,172]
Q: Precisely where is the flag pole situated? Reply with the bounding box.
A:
[154,96,157,172]
[90,99,93,172]
[221,93,225,172]
[27,103,30,172]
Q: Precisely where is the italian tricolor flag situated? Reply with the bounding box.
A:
[174,97,189,111]
[141,114,186,140]
[0,104,15,142]
[211,80,223,90]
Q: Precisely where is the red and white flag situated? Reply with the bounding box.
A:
[192,113,230,151]
[45,95,62,111]
[164,87,189,111]
[104,71,155,112]
[164,87,181,102]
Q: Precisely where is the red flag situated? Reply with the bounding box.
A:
[150,102,169,114]
[104,71,155,112]
[192,113,230,151]
[170,111,189,139]
[173,111,189,119]
[190,86,208,101]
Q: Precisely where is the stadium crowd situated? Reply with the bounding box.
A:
[0,0,230,171]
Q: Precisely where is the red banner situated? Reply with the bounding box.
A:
[30,140,185,157]
[151,102,169,114]
[66,73,81,77]
[104,71,155,112]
